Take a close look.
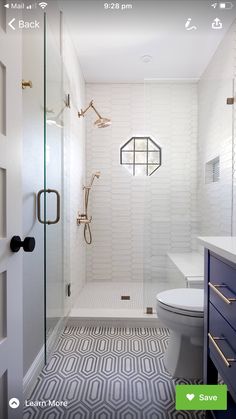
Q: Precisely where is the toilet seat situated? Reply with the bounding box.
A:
[156,288,204,318]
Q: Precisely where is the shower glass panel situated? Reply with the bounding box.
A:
[143,78,234,314]
[22,23,45,377]
[44,16,65,360]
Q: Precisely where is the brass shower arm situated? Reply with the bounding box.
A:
[78,100,102,119]
[46,94,70,116]
[78,100,111,128]
[90,103,102,119]
[78,101,92,117]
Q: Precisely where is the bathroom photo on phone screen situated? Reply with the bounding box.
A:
[0,0,236,418]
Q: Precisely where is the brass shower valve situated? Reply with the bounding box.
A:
[77,214,92,225]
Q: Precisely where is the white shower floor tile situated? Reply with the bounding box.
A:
[70,281,161,319]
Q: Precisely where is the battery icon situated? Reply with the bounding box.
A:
[219,2,234,8]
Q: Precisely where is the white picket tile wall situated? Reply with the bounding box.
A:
[85,83,198,283]
[83,22,236,286]
[198,21,236,239]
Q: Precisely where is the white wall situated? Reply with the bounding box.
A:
[85,83,198,284]
[198,21,236,239]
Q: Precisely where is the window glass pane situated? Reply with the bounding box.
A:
[148,140,158,151]
[135,165,147,176]
[135,139,147,150]
[148,151,160,164]
[122,139,134,151]
[135,152,146,164]
[148,164,158,176]
[122,152,133,164]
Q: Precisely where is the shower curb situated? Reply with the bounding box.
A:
[66,316,162,328]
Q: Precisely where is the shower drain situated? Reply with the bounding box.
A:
[146,307,153,314]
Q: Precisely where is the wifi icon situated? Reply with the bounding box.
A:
[39,2,48,9]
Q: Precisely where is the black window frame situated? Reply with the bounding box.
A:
[120,136,162,176]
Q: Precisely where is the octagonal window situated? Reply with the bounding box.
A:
[120,137,161,176]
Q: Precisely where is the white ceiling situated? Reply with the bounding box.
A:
[62,0,236,83]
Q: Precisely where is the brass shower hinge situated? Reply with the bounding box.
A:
[227,97,234,105]
[22,80,33,89]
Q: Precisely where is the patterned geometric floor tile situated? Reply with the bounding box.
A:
[23,327,205,419]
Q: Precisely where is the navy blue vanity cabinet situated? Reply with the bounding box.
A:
[204,249,236,418]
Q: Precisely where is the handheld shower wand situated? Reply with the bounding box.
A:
[77,172,101,244]
[89,171,101,188]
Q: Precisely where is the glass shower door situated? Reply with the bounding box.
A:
[143,77,234,314]
[44,17,65,360]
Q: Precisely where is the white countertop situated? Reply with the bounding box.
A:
[198,236,236,264]
[167,252,204,278]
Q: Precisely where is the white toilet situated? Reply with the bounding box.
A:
[156,288,204,380]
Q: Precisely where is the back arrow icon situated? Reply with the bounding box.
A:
[8,18,16,30]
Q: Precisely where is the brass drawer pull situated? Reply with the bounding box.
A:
[208,282,236,305]
[208,333,236,368]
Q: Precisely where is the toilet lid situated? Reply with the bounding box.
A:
[156,288,204,313]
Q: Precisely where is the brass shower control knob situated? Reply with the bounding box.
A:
[77,214,92,225]
[22,80,33,89]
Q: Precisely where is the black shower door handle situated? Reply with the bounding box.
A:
[37,189,61,225]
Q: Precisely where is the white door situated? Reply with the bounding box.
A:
[0,4,23,419]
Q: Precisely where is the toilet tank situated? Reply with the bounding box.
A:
[186,276,204,289]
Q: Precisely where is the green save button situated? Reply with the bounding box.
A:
[176,384,227,410]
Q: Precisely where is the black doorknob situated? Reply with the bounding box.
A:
[10,236,36,253]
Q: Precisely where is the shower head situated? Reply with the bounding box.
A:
[94,117,111,128]
[89,171,101,188]
[47,117,64,128]
[46,94,70,129]
[78,100,111,129]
